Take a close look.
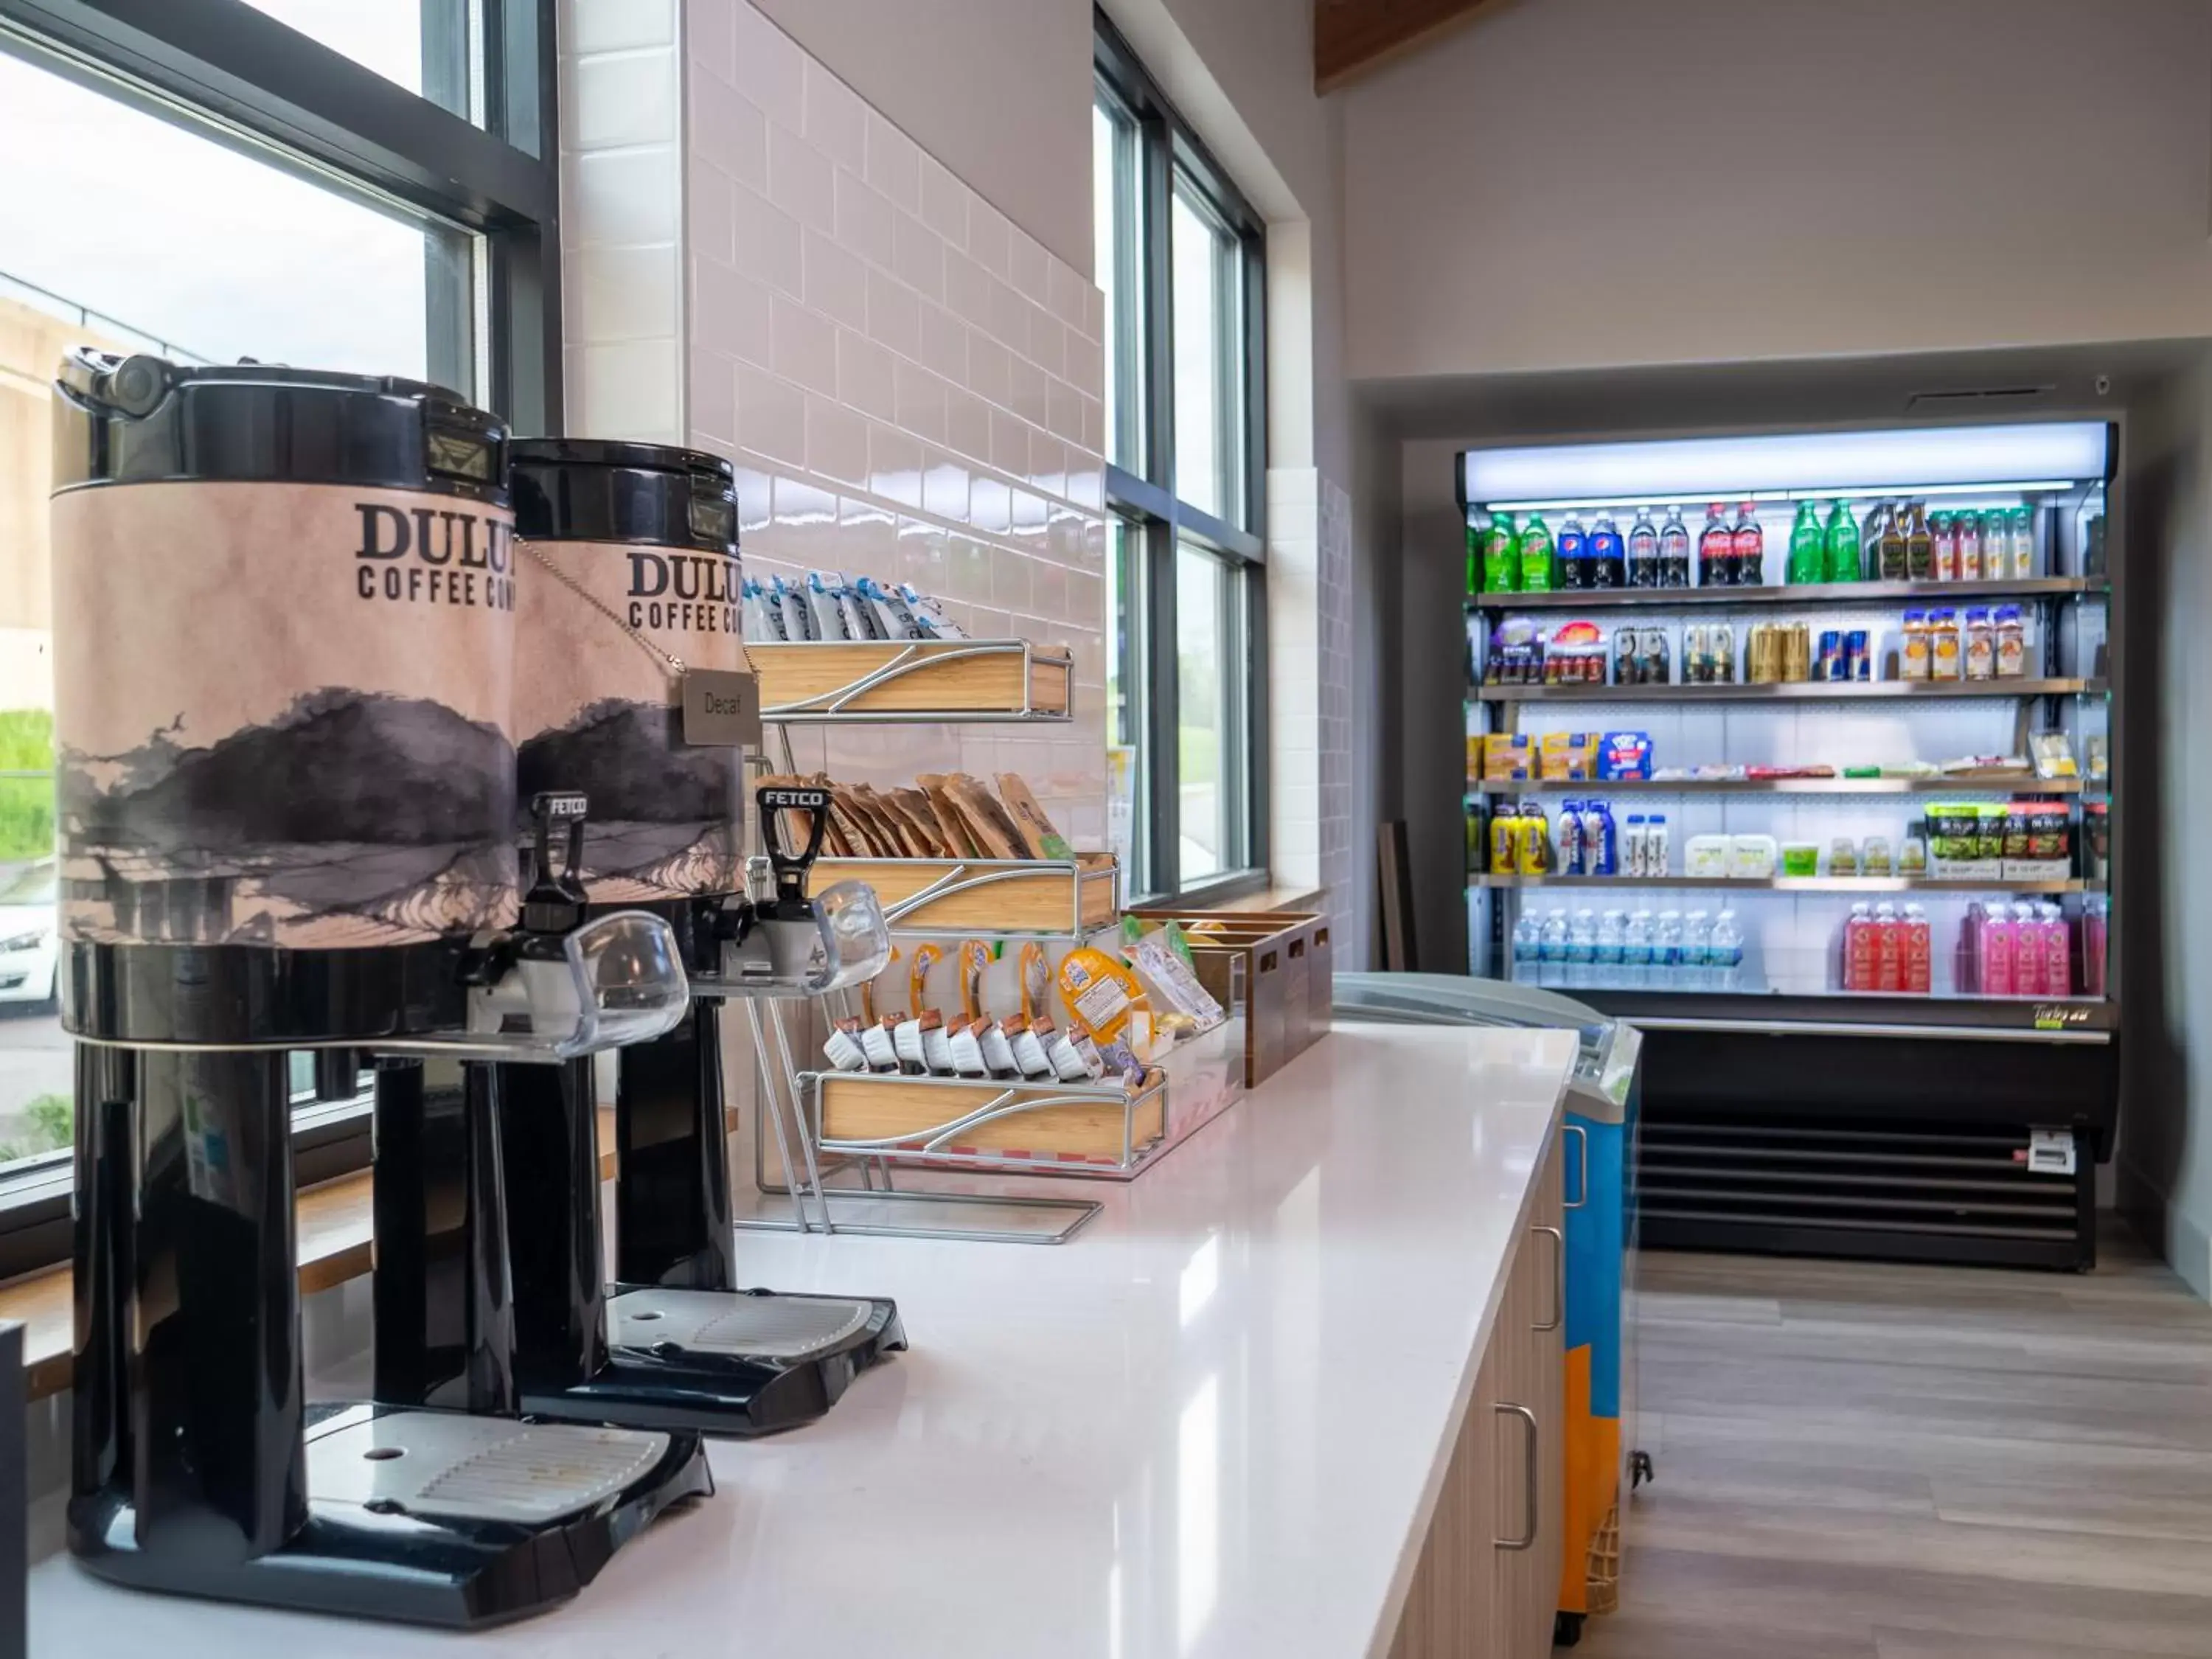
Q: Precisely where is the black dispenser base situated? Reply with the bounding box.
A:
[525,1285,906,1436]
[69,1403,712,1630]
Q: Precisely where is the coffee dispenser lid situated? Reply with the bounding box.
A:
[509,438,738,555]
[50,347,508,504]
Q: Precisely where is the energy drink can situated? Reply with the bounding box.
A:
[1639,627,1671,685]
[1845,627,1870,681]
[1712,622,1736,684]
[1614,629,1641,686]
[1817,629,1843,681]
[1783,622,1812,684]
[1684,624,1711,684]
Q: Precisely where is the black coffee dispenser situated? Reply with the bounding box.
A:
[372,439,902,1439]
[52,352,709,1628]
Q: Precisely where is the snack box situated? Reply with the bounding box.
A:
[1596,731,1653,781]
[1540,731,1599,782]
[1483,732,1534,782]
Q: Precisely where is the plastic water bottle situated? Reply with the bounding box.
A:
[1654,910,1683,987]
[1565,909,1598,990]
[1622,910,1654,989]
[1539,909,1569,990]
[1595,910,1626,989]
[1511,911,1541,984]
[1682,910,1713,991]
[1710,910,1744,992]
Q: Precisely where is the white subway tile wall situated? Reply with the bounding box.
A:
[1267,467,1357,958]
[1318,479,1358,962]
[560,0,685,444]
[686,0,1108,846]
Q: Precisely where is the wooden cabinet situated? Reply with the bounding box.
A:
[1388,1127,1566,1659]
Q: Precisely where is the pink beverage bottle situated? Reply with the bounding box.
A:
[1981,905,2014,996]
[1957,902,1983,993]
[1731,501,1766,586]
[1903,902,1932,994]
[2041,902,2070,995]
[2011,901,2045,996]
[2082,897,2109,996]
[1873,902,1902,992]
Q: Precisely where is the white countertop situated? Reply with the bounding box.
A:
[32,1023,1577,1659]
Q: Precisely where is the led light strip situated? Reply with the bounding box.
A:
[1482,480,2085,515]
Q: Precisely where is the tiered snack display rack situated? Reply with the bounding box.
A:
[1461,421,2120,1270]
[736,639,1243,1245]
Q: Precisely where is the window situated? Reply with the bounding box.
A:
[1095,10,1267,902]
[0,0,558,1272]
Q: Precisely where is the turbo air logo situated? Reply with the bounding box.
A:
[355,504,515,611]
[626,551,740,636]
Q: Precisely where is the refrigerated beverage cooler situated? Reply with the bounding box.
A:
[1333,973,1644,1646]
[1461,420,2118,1270]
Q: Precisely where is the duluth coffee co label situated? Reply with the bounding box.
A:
[622,547,741,636]
[355,501,517,611]
[50,480,518,950]
[512,536,748,901]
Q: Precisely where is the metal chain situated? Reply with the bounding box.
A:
[521,540,686,682]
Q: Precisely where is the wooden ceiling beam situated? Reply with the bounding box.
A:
[1315,0,1509,94]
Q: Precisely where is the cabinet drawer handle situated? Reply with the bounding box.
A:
[1562,1122,1588,1210]
[1531,1224,1564,1332]
[1495,1402,1539,1551]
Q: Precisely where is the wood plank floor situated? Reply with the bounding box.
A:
[1568,1225,2212,1658]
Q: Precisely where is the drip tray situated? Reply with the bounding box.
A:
[306,1408,672,1524]
[609,1287,876,1360]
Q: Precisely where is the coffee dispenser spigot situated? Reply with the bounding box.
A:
[696,785,890,999]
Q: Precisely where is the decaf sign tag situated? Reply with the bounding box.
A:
[681,667,762,747]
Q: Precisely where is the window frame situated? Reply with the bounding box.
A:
[0,0,562,1276]
[1095,7,1269,906]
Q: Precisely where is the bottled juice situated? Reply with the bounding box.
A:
[1824,498,1860,582]
[1956,509,1983,580]
[1902,902,1932,993]
[1873,902,1903,992]
[2011,902,2045,997]
[1843,902,1875,991]
[1787,501,1823,584]
[1931,512,1958,580]
[1929,608,1963,679]
[1519,512,1555,591]
[1958,901,1985,993]
[2008,506,2035,577]
[2081,897,2109,996]
[1485,513,1520,593]
[2040,901,2070,995]
[1981,905,2015,996]
[1697,504,1733,586]
[1731,502,1766,585]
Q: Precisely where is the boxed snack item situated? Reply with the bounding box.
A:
[1596,731,1654,780]
[2001,800,2073,880]
[1925,804,2005,880]
[1726,834,1778,879]
[1540,731,1600,782]
[1483,732,1534,781]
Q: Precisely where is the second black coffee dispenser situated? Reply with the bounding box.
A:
[372,439,903,1439]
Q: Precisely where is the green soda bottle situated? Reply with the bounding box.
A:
[1823,498,1860,582]
[1465,512,1481,596]
[1518,513,1555,591]
[1486,512,1520,592]
[1787,501,1823,584]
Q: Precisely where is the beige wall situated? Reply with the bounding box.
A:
[745,0,1093,274]
[1342,0,2212,383]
